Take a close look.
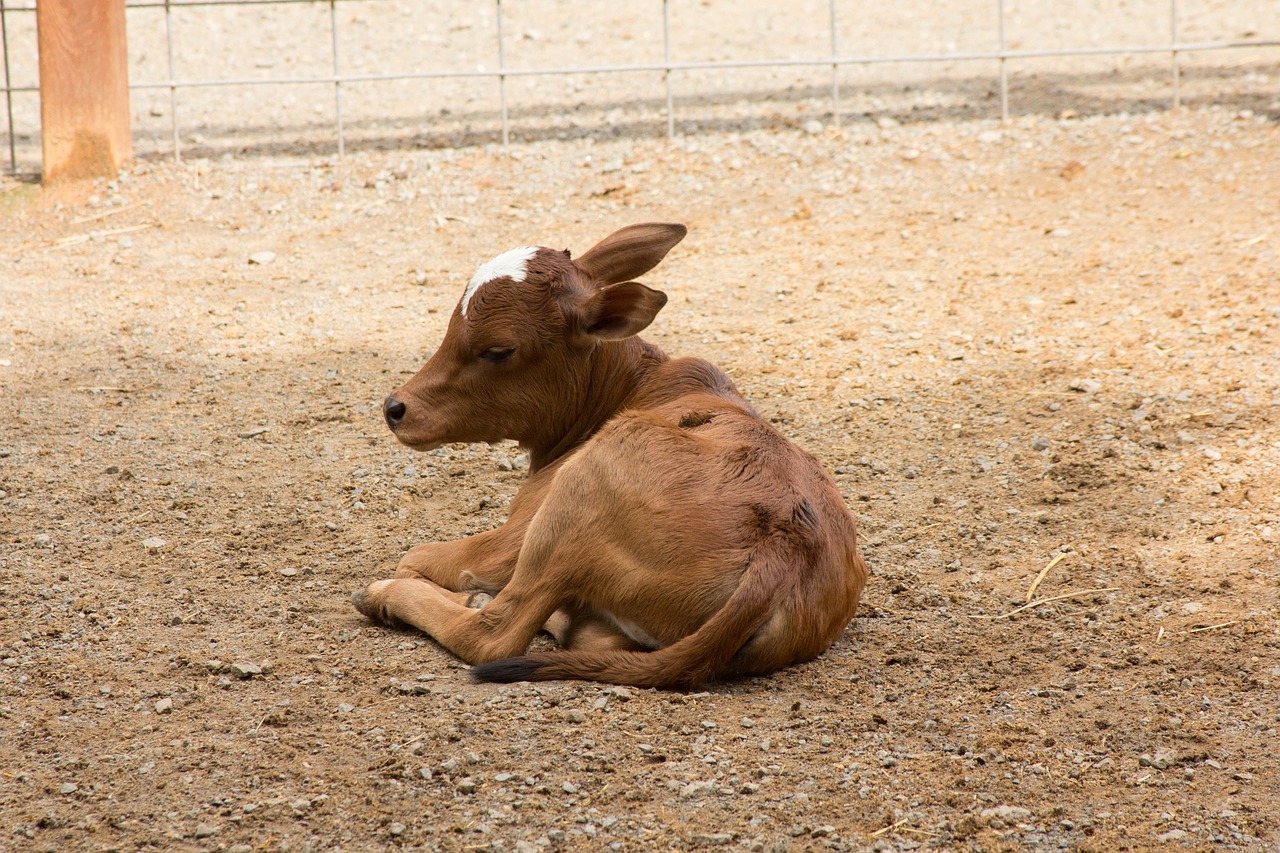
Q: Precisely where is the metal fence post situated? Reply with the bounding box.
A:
[164,0,180,160]
[663,0,673,139]
[36,0,132,182]
[998,0,1009,122]
[330,0,344,156]
[2,0,19,173]
[829,0,840,131]
[496,0,508,146]
[1170,0,1181,109]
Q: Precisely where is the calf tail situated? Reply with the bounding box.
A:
[470,544,784,689]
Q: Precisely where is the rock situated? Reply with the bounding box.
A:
[154,697,173,714]
[194,823,219,839]
[388,822,406,836]
[691,833,734,845]
[248,251,276,265]
[59,782,78,794]
[1158,829,1187,842]
[899,148,921,161]
[803,119,824,135]
[564,709,586,723]
[1068,378,1102,394]
[280,568,297,577]
[938,341,965,360]
[978,129,1002,143]
[1181,602,1205,614]
[561,781,578,794]
[680,780,716,798]
[142,537,167,551]
[980,805,1031,826]
[1032,437,1049,451]
[1150,747,1177,770]
[229,662,262,679]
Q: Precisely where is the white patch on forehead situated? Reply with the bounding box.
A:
[460,246,539,317]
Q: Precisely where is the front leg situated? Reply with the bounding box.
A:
[352,575,558,664]
[393,459,560,592]
[394,524,523,593]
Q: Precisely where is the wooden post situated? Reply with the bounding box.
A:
[37,0,131,184]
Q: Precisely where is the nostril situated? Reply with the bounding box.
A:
[383,396,407,428]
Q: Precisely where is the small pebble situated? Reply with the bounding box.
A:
[229,662,262,679]
[142,537,166,551]
[59,782,78,795]
[194,823,219,839]
[1068,377,1102,394]
[154,697,173,714]
[248,251,276,265]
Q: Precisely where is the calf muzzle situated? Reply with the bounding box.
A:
[383,395,407,429]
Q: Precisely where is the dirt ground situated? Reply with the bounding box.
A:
[3,69,1280,853]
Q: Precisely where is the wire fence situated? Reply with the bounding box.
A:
[2,0,1279,176]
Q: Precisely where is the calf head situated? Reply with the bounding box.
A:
[383,222,687,453]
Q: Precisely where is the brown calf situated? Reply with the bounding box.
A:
[352,223,869,688]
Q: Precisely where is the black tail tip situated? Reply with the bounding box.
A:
[470,656,546,684]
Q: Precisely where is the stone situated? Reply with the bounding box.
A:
[229,662,262,679]
[1068,378,1102,394]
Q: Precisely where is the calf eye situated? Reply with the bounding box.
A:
[479,346,515,364]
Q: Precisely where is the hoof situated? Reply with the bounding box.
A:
[352,583,409,629]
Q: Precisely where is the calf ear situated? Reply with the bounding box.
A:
[576,222,687,285]
[578,282,669,341]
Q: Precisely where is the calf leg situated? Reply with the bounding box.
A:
[393,525,521,593]
[543,609,647,653]
[352,574,561,664]
[391,462,559,592]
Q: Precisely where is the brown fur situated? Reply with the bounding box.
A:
[352,223,869,688]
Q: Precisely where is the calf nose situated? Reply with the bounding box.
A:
[383,396,406,429]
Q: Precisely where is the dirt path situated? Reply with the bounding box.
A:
[2,103,1279,851]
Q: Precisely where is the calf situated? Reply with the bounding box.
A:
[352,223,869,688]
